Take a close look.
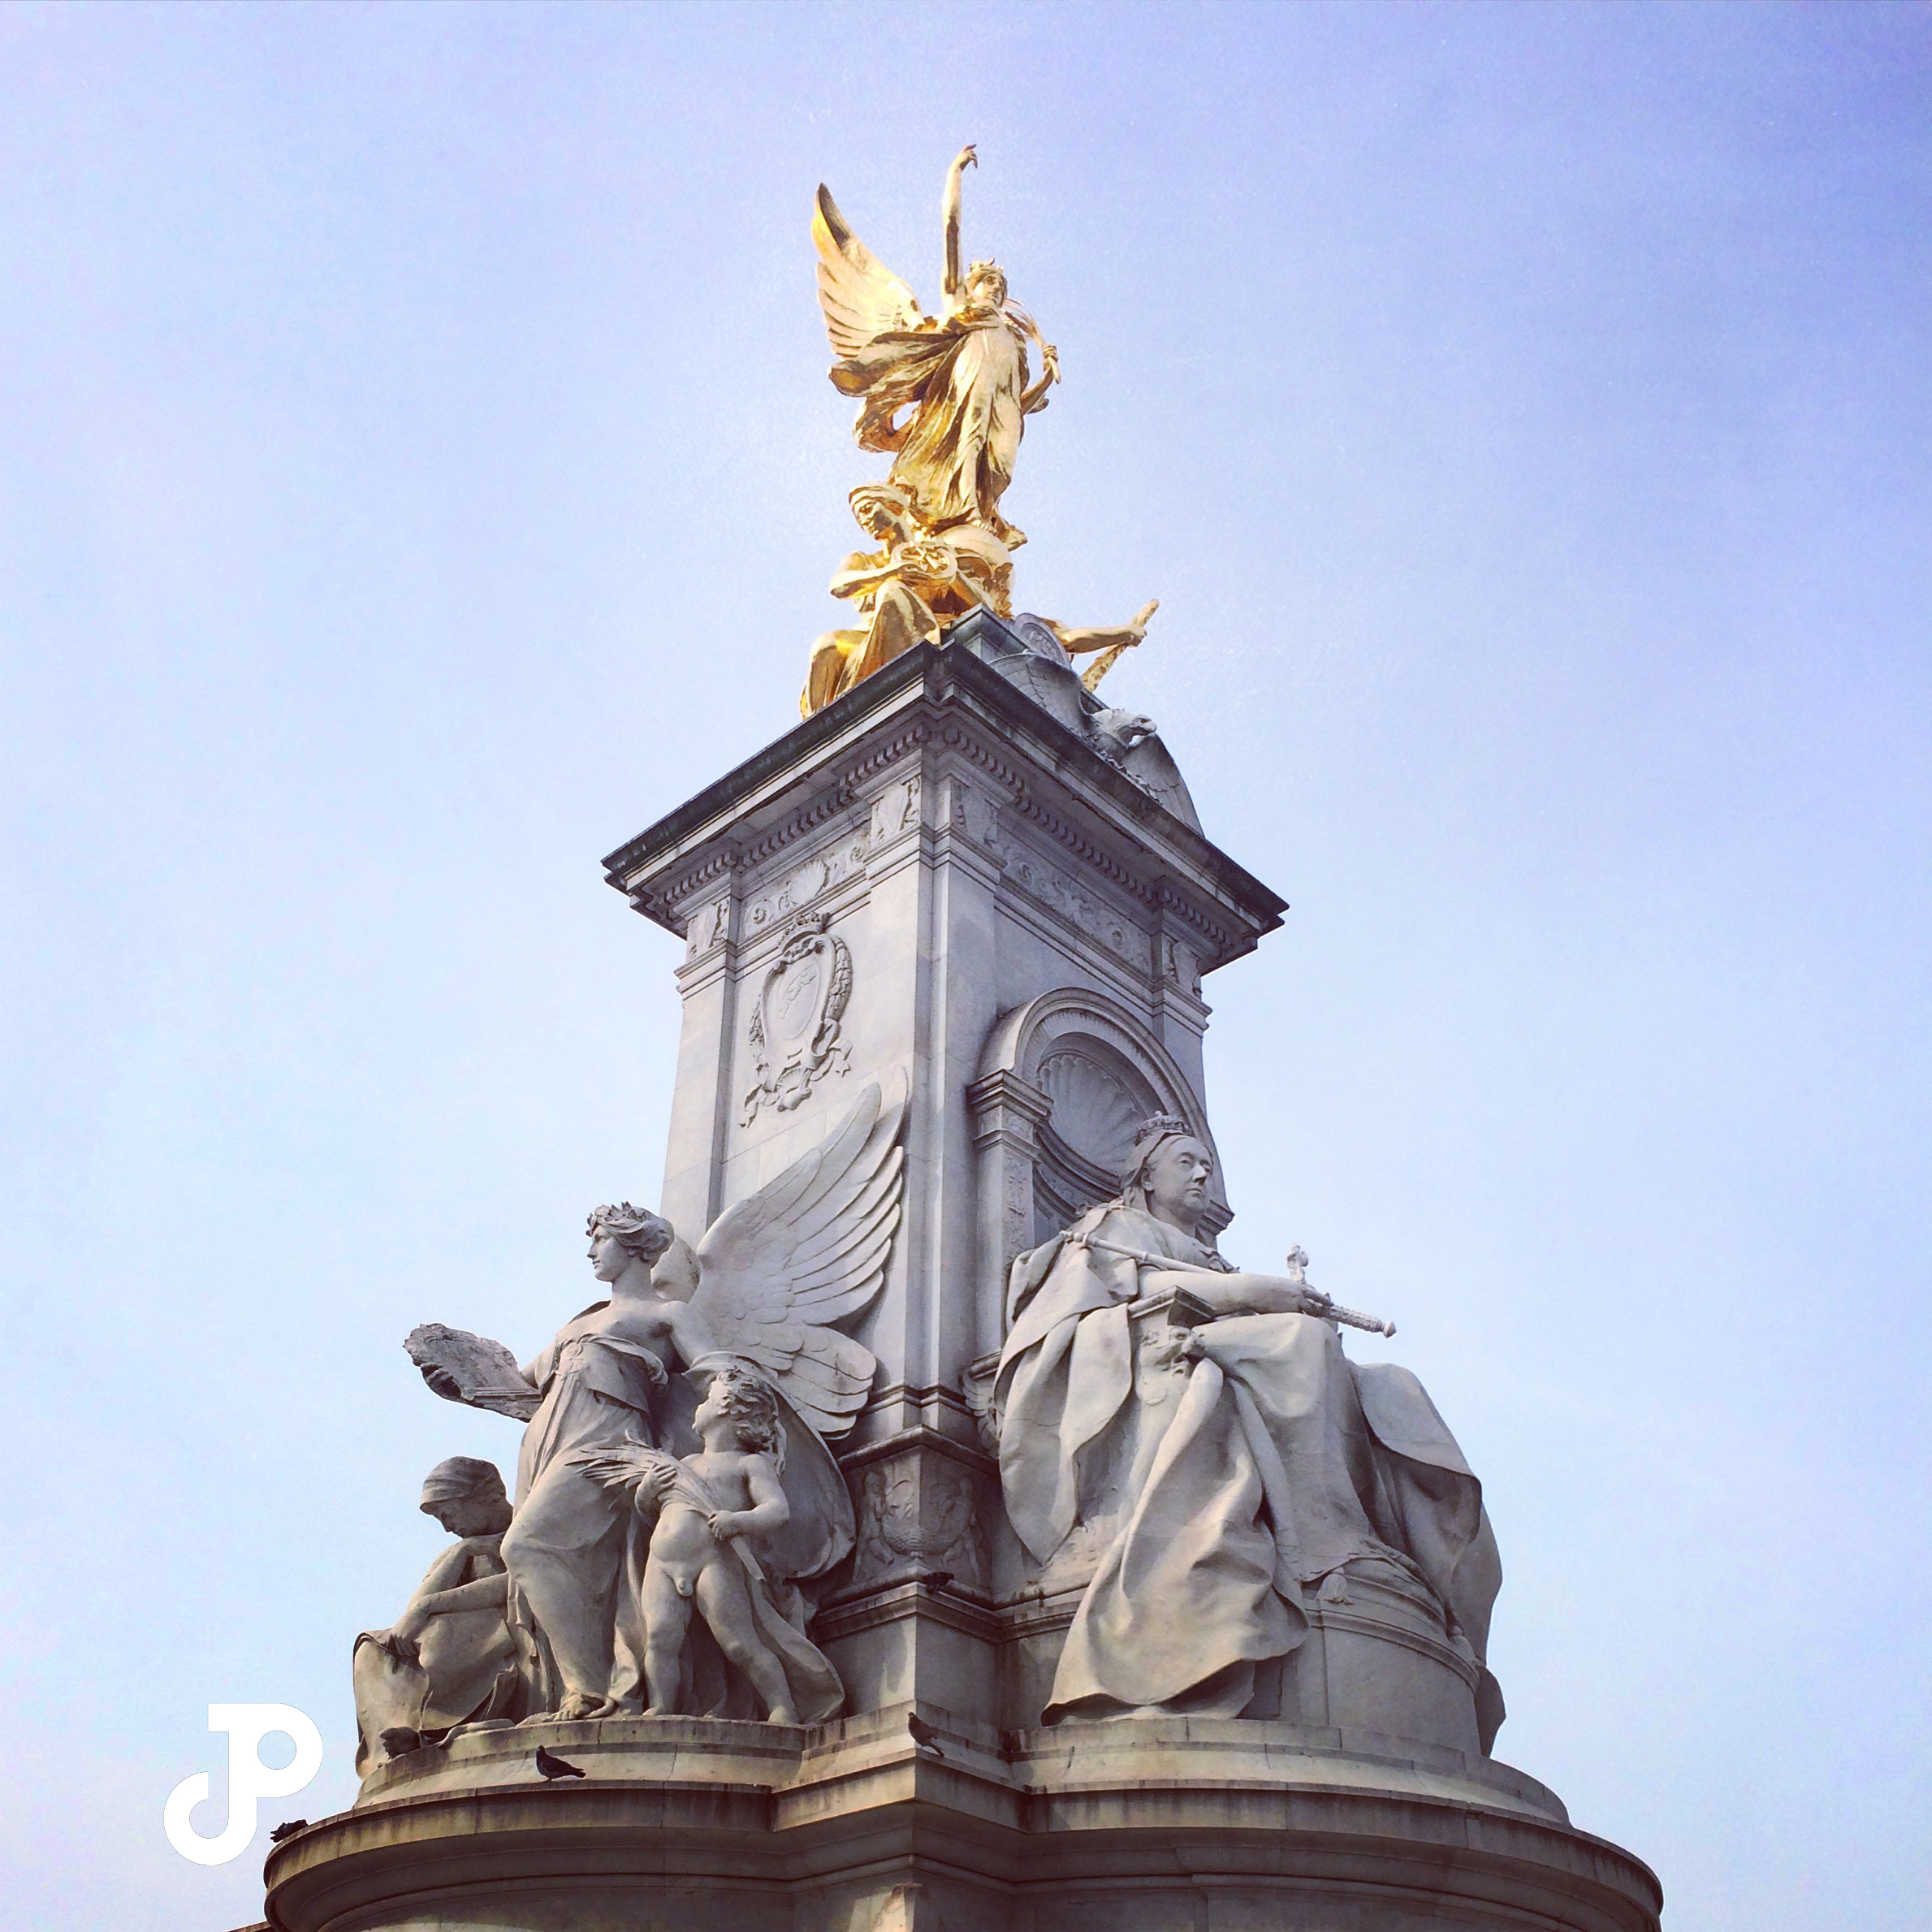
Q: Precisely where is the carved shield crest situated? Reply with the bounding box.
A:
[741,914,853,1122]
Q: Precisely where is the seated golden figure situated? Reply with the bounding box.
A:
[802,482,1012,717]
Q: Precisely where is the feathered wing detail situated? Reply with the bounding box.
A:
[813,186,926,359]
[689,1078,905,1439]
[1118,730,1204,832]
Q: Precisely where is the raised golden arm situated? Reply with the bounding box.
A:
[942,144,976,304]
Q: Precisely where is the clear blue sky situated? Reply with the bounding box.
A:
[1,4,1926,1927]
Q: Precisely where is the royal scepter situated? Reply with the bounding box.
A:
[1075,1236,1396,1338]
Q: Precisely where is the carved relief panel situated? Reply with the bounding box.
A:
[741,913,854,1122]
[849,1451,990,1597]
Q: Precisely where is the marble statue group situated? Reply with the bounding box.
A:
[357,1084,901,1767]
[296,144,1669,1932]
[351,147,1502,1774]
[360,1088,1502,1766]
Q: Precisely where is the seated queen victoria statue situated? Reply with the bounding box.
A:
[995,1117,1505,1740]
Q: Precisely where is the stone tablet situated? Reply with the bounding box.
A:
[404,1324,540,1421]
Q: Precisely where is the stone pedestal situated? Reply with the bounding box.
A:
[264,621,1660,1930]
[265,1711,1660,1932]
[597,624,1286,1744]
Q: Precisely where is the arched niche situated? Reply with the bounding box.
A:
[967,988,1230,1350]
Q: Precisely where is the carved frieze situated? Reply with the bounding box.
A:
[996,841,1152,976]
[741,914,853,1122]
[741,833,872,941]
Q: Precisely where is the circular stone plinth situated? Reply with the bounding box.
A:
[262,1710,1661,1932]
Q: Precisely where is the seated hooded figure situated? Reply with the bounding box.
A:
[994,1117,1504,1743]
[352,1457,522,1772]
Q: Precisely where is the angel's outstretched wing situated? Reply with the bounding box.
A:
[813,186,926,359]
[689,1079,905,1438]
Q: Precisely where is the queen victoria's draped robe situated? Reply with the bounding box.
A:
[996,1202,1504,1740]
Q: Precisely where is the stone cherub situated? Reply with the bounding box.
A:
[579,1368,844,1726]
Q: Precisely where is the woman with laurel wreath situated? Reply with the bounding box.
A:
[409,1084,905,1724]
[472,1204,694,1721]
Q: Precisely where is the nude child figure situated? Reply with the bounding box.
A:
[628,1370,802,1724]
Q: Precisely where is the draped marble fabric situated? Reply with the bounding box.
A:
[995,1204,1503,1736]
[499,1315,667,1710]
[351,1533,520,1775]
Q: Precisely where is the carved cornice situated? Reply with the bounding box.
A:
[838,720,934,797]
[811,1580,1004,1646]
[835,1420,998,1480]
[936,720,1028,804]
[738,783,855,870]
[603,642,1286,971]
[1009,786,1155,910]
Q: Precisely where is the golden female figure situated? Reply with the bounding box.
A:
[815,145,1059,549]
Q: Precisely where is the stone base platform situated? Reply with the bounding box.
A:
[261,1711,1661,1932]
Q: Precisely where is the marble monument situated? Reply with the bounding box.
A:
[258,152,1662,1932]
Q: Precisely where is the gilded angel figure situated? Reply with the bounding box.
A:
[815,145,1059,549]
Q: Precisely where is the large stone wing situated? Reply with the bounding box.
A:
[813,185,926,358]
[689,1078,905,1438]
[1118,729,1203,832]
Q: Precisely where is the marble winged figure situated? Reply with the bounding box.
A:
[404,1082,904,1722]
[815,145,1057,551]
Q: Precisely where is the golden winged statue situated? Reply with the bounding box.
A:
[814,145,1058,553]
[804,149,1157,719]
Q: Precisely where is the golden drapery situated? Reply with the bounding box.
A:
[831,303,1033,547]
